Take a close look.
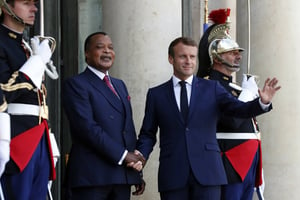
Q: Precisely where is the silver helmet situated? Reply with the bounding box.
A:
[208,38,244,72]
[198,8,244,77]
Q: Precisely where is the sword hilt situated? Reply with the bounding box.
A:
[36,36,56,53]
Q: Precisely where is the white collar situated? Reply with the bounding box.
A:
[172,75,193,86]
[87,66,109,80]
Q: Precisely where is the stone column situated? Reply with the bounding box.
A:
[102,1,182,199]
[237,1,300,199]
[78,0,102,72]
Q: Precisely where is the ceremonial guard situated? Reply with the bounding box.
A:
[0,0,57,199]
[197,9,264,200]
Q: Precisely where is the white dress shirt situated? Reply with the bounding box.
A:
[172,75,193,111]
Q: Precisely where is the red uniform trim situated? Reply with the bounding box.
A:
[44,120,56,180]
[224,140,259,182]
[255,141,263,187]
[10,120,56,180]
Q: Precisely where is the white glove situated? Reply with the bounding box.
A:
[0,112,11,177]
[31,37,52,64]
[19,37,52,88]
[241,74,259,96]
[0,140,9,177]
[238,74,259,102]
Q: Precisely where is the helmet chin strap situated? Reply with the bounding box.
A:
[3,3,32,27]
[215,53,240,72]
[222,61,240,72]
[11,14,25,25]
[11,13,33,27]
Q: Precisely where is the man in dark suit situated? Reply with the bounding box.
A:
[135,37,280,200]
[62,32,145,200]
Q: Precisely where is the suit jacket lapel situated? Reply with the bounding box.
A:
[188,76,201,122]
[84,68,124,113]
[110,78,131,114]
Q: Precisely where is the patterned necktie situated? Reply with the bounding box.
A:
[103,75,118,96]
[179,80,188,121]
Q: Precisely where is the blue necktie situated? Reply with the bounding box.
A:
[179,81,188,121]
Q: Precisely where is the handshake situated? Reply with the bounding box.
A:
[125,150,146,172]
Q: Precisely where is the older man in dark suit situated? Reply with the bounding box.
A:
[63,32,145,200]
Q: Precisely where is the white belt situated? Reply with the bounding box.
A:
[7,103,40,116]
[216,132,261,140]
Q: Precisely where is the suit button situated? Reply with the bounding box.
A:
[123,131,126,134]
[185,128,189,131]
